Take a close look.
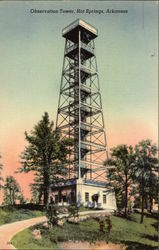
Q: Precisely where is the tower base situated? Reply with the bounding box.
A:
[50,179,117,211]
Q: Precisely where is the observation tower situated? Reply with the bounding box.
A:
[51,19,116,210]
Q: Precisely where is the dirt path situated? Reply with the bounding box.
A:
[0,216,47,250]
[60,241,126,250]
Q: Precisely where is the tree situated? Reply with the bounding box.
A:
[18,192,26,204]
[30,183,43,204]
[3,176,20,205]
[146,170,158,212]
[132,139,158,223]
[18,112,73,205]
[105,145,135,216]
[0,153,3,190]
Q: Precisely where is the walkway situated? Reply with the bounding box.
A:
[0,210,113,249]
[0,216,47,249]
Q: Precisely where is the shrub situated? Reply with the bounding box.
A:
[68,204,79,218]
[46,205,58,227]
[93,215,112,243]
[49,228,58,243]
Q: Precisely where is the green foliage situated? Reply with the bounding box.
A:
[18,193,26,204]
[98,216,107,233]
[48,218,99,243]
[78,206,93,212]
[115,191,125,210]
[68,203,79,218]
[0,207,44,225]
[105,144,135,215]
[3,176,22,205]
[46,204,59,227]
[132,139,158,223]
[48,228,60,243]
[12,228,59,250]
[12,213,158,249]
[30,184,43,204]
[110,213,158,248]
[93,215,112,243]
[18,112,73,205]
[105,140,158,220]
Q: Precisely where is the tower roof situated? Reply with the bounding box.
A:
[62,19,98,43]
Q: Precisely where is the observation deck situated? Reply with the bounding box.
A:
[65,42,94,60]
[62,19,98,43]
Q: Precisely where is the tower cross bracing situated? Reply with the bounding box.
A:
[56,19,108,184]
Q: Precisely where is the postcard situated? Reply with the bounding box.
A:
[0,1,158,250]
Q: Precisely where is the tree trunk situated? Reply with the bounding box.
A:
[149,196,153,213]
[124,174,128,217]
[43,164,50,205]
[140,192,144,224]
[9,189,12,205]
[44,187,49,205]
[43,177,49,205]
[44,177,50,205]
[38,190,43,204]
[13,190,15,205]
[145,197,148,211]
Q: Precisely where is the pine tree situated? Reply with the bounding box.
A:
[18,112,73,205]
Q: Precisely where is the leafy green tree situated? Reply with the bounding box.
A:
[18,112,73,205]
[146,171,158,212]
[0,153,3,190]
[18,192,26,204]
[30,183,43,204]
[132,139,158,223]
[105,145,135,216]
[3,176,20,205]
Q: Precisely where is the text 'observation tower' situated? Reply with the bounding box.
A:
[56,19,108,184]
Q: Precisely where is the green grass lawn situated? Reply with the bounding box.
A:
[12,213,158,250]
[109,213,158,249]
[12,228,59,250]
[0,207,44,225]
[78,206,96,212]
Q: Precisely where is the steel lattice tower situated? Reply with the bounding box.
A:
[56,19,108,184]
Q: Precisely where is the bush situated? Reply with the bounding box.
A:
[14,203,45,211]
[0,207,43,225]
[3,205,16,212]
[46,205,59,227]
[68,204,79,218]
[49,228,58,243]
[93,215,112,243]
